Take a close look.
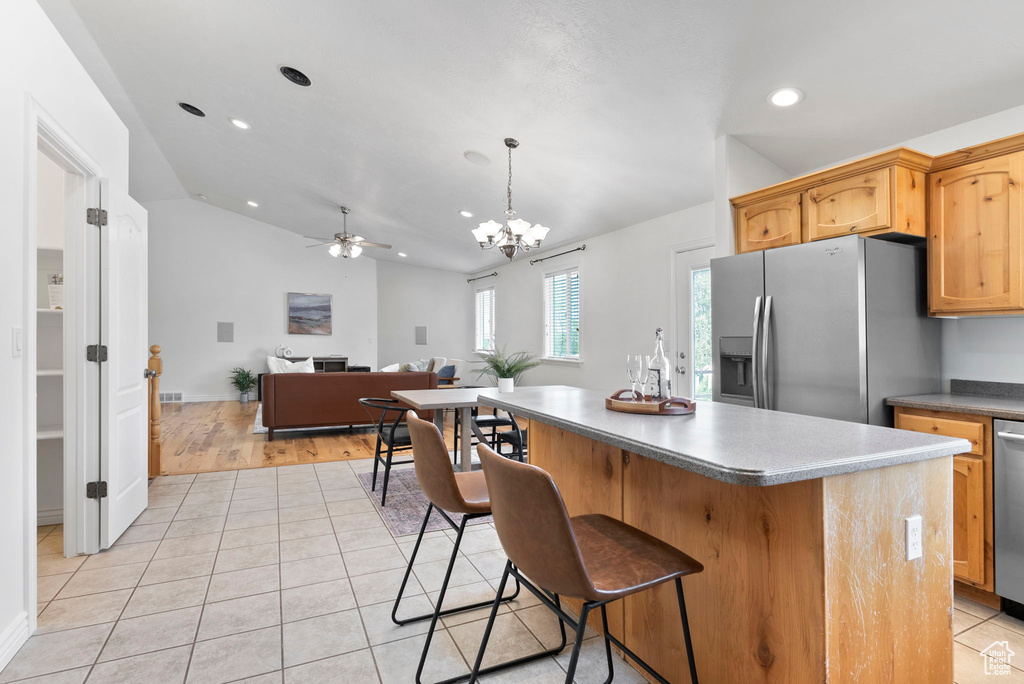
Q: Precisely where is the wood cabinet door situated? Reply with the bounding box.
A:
[805,169,890,240]
[952,455,986,585]
[929,152,1024,314]
[734,193,802,253]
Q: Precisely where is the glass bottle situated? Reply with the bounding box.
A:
[648,327,672,400]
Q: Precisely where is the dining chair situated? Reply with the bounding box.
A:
[359,397,415,506]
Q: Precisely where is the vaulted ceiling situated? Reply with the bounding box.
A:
[40,0,1024,272]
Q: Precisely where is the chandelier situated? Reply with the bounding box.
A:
[471,138,550,261]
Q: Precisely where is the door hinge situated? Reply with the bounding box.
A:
[86,344,108,363]
[86,208,108,227]
[86,481,108,499]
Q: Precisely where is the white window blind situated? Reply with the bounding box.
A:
[475,287,495,351]
[544,268,580,359]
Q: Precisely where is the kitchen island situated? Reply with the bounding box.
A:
[479,387,971,684]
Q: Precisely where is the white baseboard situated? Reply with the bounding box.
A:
[182,394,244,403]
[37,508,62,526]
[0,612,29,672]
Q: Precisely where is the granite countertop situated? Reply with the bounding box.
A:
[886,393,1024,421]
[480,388,970,487]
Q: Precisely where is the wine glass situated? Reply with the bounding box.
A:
[626,355,642,400]
[637,357,651,400]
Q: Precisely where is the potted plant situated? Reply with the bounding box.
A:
[229,367,258,403]
[476,347,542,393]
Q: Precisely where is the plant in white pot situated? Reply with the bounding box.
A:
[229,367,258,403]
[476,347,542,392]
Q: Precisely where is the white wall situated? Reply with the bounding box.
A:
[148,199,379,400]
[376,261,474,368]
[469,202,715,390]
[714,135,791,258]
[0,0,131,666]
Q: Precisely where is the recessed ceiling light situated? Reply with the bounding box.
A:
[459,210,474,218]
[179,102,205,117]
[196,194,207,200]
[247,200,259,207]
[767,87,804,107]
[230,118,251,130]
[398,252,408,257]
[463,151,491,166]
[280,66,312,87]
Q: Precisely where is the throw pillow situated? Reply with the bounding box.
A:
[437,364,456,385]
[380,363,400,372]
[428,356,447,373]
[266,356,315,374]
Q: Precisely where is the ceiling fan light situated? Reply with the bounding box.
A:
[328,243,342,257]
[348,243,363,258]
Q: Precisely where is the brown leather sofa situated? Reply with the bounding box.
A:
[261,372,437,440]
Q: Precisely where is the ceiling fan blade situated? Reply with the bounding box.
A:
[357,242,392,249]
[305,242,336,248]
[302,235,333,241]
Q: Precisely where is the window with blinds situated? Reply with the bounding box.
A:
[474,287,495,351]
[543,268,580,359]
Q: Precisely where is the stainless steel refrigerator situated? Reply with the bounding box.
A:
[710,235,941,426]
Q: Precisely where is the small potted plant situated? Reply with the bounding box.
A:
[229,367,258,403]
[476,347,542,393]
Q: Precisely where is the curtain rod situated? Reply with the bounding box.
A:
[466,272,498,283]
[529,244,586,266]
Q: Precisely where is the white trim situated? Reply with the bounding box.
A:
[0,613,30,673]
[541,357,583,366]
[37,508,64,526]
[669,239,715,399]
[183,394,244,403]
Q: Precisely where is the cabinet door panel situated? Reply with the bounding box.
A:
[952,455,986,585]
[806,169,890,240]
[929,152,1023,313]
[735,193,801,254]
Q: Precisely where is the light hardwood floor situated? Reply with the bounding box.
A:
[159,401,459,476]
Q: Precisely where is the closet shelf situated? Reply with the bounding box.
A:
[37,369,63,377]
[37,427,63,441]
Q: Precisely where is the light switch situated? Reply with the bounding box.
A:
[11,326,23,357]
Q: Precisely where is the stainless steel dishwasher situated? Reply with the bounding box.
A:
[995,419,1024,612]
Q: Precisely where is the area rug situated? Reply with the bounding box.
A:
[356,468,491,537]
[252,403,368,436]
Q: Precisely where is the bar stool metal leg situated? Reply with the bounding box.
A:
[562,602,593,684]
[380,442,395,506]
[371,438,382,491]
[676,577,699,684]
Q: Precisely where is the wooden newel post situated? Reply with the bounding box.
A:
[148,345,163,477]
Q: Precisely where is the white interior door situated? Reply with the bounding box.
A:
[674,246,713,400]
[99,180,149,547]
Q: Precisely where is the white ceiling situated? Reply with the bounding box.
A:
[39,0,1024,272]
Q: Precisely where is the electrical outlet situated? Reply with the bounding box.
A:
[906,514,923,561]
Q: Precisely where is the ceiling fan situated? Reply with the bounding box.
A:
[303,206,391,259]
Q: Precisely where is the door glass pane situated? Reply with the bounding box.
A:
[691,267,712,399]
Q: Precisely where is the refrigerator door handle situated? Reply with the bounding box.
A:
[761,295,773,411]
[751,296,763,408]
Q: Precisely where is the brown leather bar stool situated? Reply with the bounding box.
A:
[396,413,569,684]
[470,444,704,684]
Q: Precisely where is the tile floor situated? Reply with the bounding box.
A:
[5,461,646,684]
[9,460,1024,683]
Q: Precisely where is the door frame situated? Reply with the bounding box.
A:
[23,98,103,634]
[669,238,715,399]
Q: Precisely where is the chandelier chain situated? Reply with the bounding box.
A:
[506,145,514,215]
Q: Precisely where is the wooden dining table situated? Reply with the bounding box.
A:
[390,385,572,471]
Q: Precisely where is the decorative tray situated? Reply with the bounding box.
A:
[605,389,697,415]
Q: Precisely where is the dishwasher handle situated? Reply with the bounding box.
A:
[997,431,1024,443]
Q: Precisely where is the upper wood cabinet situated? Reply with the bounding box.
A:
[928,151,1024,315]
[731,149,930,255]
[734,193,802,254]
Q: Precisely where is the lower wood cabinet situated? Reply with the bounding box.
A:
[894,407,993,591]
